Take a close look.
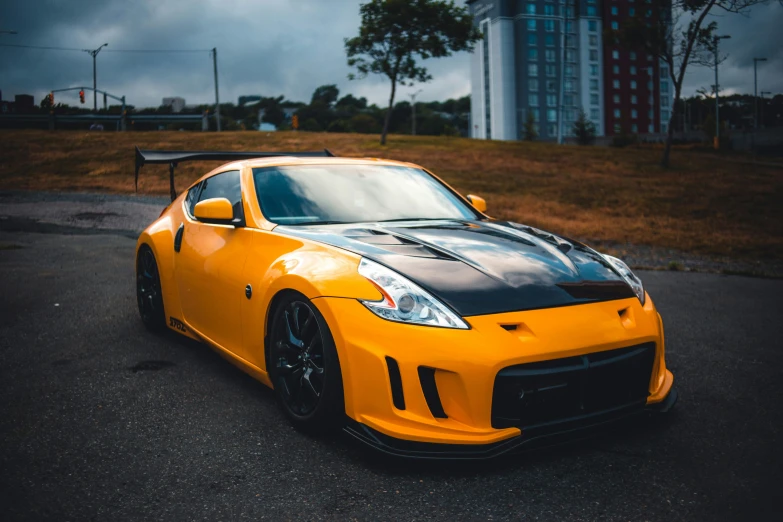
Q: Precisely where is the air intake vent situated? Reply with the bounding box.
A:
[385,356,405,410]
[418,367,448,419]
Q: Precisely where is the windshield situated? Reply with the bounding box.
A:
[252,164,479,225]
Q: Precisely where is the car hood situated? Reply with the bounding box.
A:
[275,220,635,317]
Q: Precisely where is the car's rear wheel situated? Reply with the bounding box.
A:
[268,292,344,431]
[136,245,166,332]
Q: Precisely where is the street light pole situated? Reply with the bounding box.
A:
[753,57,767,131]
[408,89,422,135]
[712,35,730,150]
[211,48,221,132]
[83,43,108,112]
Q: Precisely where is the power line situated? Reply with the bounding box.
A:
[0,43,210,53]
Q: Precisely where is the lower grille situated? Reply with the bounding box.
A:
[491,343,656,429]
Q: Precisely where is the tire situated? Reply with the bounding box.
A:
[268,291,345,432]
[136,245,166,332]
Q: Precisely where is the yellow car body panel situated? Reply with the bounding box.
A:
[136,156,675,455]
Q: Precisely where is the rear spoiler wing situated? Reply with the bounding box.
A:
[134,146,335,201]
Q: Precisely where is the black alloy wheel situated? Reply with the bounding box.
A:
[269,292,344,430]
[136,245,166,332]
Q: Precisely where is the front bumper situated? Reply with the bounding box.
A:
[313,292,674,456]
[344,387,678,459]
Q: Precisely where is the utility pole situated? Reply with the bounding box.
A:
[84,43,108,112]
[712,35,730,150]
[211,48,221,132]
[408,89,422,135]
[753,57,767,131]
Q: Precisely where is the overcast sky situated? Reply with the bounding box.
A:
[1,0,781,108]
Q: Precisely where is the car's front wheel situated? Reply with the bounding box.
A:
[268,292,344,431]
[136,245,166,332]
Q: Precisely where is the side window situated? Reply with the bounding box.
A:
[185,183,201,217]
[196,170,243,221]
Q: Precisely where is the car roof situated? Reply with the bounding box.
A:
[214,156,423,172]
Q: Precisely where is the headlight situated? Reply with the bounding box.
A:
[357,258,469,329]
[604,255,645,305]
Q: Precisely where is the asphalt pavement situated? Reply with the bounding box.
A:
[1,202,782,521]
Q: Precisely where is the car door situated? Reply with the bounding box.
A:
[175,170,251,356]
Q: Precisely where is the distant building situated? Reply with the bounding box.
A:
[14,94,34,113]
[468,0,673,140]
[162,97,186,113]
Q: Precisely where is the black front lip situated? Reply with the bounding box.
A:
[343,388,678,460]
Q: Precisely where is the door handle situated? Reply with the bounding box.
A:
[174,223,184,253]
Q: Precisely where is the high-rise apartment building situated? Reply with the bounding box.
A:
[468,0,672,141]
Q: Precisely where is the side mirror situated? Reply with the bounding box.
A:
[466,194,487,213]
[193,197,235,224]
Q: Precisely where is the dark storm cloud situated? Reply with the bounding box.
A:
[0,1,780,109]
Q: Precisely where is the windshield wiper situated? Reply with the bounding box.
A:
[376,217,451,223]
[294,220,349,226]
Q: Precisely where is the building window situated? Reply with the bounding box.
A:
[546,49,556,62]
[529,79,539,92]
[632,124,638,133]
[565,64,575,77]
[630,80,638,89]
[529,94,539,107]
[591,94,599,105]
[587,6,597,16]
[566,21,574,33]
[566,50,576,62]
[630,8,636,16]
[612,50,619,59]
[529,48,538,61]
[613,79,620,89]
[614,109,621,118]
[566,7,574,18]
[527,3,536,15]
[590,50,599,61]
[613,65,620,74]
[631,109,638,119]
[564,94,575,106]
[661,81,669,94]
[546,34,555,47]
[662,110,670,121]
[566,35,575,48]
[648,110,654,119]
[614,124,622,133]
[611,21,618,30]
[546,64,557,77]
[611,6,619,15]
[589,20,598,32]
[528,34,537,46]
[547,94,557,107]
[661,96,670,107]
[544,4,555,16]
[590,108,600,120]
[648,124,655,133]
[547,80,557,92]
[613,94,620,103]
[590,79,599,91]
[661,66,670,78]
[565,79,575,92]
[648,81,654,90]
[630,52,637,60]
[528,20,536,31]
[630,66,637,75]
[545,20,555,32]
[547,109,557,122]
[529,64,539,77]
[590,64,599,76]
[589,35,598,47]
[631,95,638,104]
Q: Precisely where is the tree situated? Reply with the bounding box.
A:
[311,85,340,107]
[612,0,780,167]
[573,109,597,145]
[523,110,538,141]
[344,0,481,145]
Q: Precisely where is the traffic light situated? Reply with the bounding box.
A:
[292,114,299,130]
[79,90,85,104]
[49,92,54,105]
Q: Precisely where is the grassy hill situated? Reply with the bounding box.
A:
[1,130,781,260]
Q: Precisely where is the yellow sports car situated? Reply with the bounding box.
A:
[134,147,676,458]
